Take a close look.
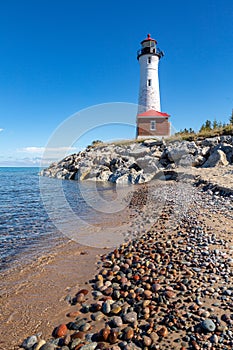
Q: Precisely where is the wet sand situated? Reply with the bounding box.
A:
[0,239,106,349]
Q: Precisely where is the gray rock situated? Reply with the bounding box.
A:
[40,344,57,350]
[102,300,112,314]
[151,149,163,158]
[70,338,82,348]
[210,334,218,344]
[91,311,105,321]
[123,311,137,324]
[22,335,38,349]
[143,139,164,147]
[111,316,123,327]
[167,143,189,162]
[201,137,220,147]
[201,146,210,157]
[202,150,229,167]
[136,156,159,174]
[186,141,198,154]
[178,154,195,167]
[215,143,233,163]
[79,343,98,350]
[201,318,216,332]
[40,135,233,184]
[128,145,150,158]
[96,170,112,182]
[220,135,233,144]
[115,174,130,184]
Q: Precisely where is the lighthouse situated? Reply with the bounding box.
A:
[136,34,170,138]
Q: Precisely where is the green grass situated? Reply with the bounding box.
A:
[86,124,233,151]
[175,124,233,141]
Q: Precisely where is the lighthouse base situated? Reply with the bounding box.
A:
[136,135,170,140]
[136,109,171,139]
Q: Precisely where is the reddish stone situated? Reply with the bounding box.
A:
[120,277,128,284]
[103,287,113,296]
[76,289,88,296]
[133,275,140,281]
[157,326,168,337]
[100,296,112,301]
[91,303,102,312]
[98,327,111,341]
[165,290,176,299]
[71,331,85,340]
[108,329,119,344]
[55,324,68,338]
[66,311,81,318]
[191,340,200,350]
[124,327,134,340]
[143,290,152,299]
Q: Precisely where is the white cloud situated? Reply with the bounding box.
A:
[18,146,77,154]
[0,156,60,167]
[0,128,4,132]
[20,147,45,153]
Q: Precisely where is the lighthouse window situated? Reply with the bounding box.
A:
[147,79,152,86]
[150,121,156,130]
[148,57,151,64]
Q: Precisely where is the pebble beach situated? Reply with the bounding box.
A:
[3,174,233,350]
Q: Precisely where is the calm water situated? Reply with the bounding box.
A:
[0,167,119,271]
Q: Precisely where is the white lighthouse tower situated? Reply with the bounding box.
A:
[136,34,170,138]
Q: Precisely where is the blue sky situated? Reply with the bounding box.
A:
[0,0,233,166]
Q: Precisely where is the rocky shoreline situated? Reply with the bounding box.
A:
[19,180,233,350]
[40,135,233,185]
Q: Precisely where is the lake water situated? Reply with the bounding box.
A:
[0,167,125,271]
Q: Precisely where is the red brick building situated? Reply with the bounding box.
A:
[137,109,170,138]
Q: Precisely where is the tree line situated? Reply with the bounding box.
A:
[178,109,233,135]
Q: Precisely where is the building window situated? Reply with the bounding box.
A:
[148,56,151,64]
[150,121,156,131]
[147,79,152,86]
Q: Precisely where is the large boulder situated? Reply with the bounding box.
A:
[142,139,165,147]
[166,143,189,163]
[130,172,155,184]
[214,143,233,163]
[135,156,160,174]
[200,146,211,157]
[186,141,198,155]
[109,169,128,183]
[55,169,69,179]
[151,149,163,158]
[179,154,205,167]
[201,137,220,147]
[114,146,131,157]
[115,174,130,184]
[202,149,229,168]
[96,170,112,182]
[220,135,233,144]
[128,145,150,158]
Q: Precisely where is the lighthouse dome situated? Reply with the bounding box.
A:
[137,34,164,60]
[141,34,157,47]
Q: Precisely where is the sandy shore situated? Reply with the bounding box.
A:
[0,239,108,349]
[1,176,233,349]
[176,165,233,193]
